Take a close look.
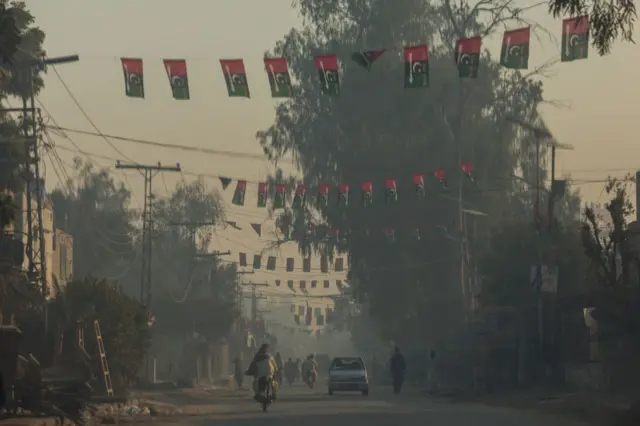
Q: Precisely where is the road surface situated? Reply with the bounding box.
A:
[153,381,586,426]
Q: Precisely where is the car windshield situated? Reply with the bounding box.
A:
[331,358,364,370]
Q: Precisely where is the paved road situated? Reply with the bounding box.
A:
[154,381,586,426]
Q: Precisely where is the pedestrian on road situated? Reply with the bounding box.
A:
[295,358,302,382]
[233,355,244,389]
[389,347,407,395]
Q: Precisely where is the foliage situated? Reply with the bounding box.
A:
[49,277,150,388]
[259,0,554,349]
[50,158,138,283]
[548,0,636,56]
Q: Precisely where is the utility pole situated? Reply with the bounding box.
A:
[115,161,180,309]
[242,282,268,323]
[0,54,79,332]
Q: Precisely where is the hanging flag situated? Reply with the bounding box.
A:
[318,184,330,207]
[314,55,340,96]
[303,258,311,273]
[385,179,397,203]
[225,220,238,229]
[404,45,429,88]
[163,59,190,100]
[413,174,425,199]
[121,58,144,98]
[338,183,349,206]
[362,181,373,206]
[220,59,250,98]
[351,49,386,71]
[257,182,268,208]
[383,227,396,243]
[219,176,232,190]
[320,255,329,273]
[232,180,247,206]
[561,16,589,62]
[253,255,262,269]
[266,256,276,271]
[274,184,286,209]
[293,184,307,208]
[461,162,475,182]
[239,252,247,267]
[286,258,294,272]
[335,257,344,272]
[251,223,262,237]
[501,27,530,69]
[434,169,447,189]
[264,57,292,98]
[455,37,482,78]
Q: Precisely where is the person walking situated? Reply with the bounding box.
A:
[389,347,407,395]
[233,355,244,389]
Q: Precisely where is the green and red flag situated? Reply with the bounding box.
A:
[383,227,396,243]
[318,184,330,206]
[434,168,447,189]
[121,58,144,98]
[338,183,349,206]
[264,57,292,98]
[404,45,429,88]
[501,27,530,69]
[413,173,425,199]
[220,59,250,98]
[351,49,386,71]
[561,16,589,62]
[232,180,246,206]
[293,184,307,208]
[163,59,190,100]
[385,179,397,203]
[362,181,373,206]
[274,183,286,209]
[314,55,340,96]
[461,162,475,182]
[257,182,268,208]
[455,36,481,78]
[219,176,232,190]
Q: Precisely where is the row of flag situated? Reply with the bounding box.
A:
[237,221,454,244]
[293,305,335,327]
[223,163,475,209]
[121,18,589,99]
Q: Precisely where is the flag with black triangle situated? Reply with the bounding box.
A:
[351,49,386,71]
[219,176,232,190]
[251,223,262,237]
[461,162,475,182]
[413,174,425,199]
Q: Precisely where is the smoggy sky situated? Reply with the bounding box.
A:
[23,0,640,294]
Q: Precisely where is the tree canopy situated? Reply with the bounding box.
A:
[259,0,560,350]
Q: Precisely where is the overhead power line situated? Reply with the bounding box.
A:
[44,125,293,163]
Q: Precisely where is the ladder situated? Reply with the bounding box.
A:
[93,319,114,396]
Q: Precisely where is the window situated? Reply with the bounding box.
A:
[323,280,330,288]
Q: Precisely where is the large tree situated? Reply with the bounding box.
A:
[259,0,554,351]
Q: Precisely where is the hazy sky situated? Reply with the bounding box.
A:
[24,0,639,295]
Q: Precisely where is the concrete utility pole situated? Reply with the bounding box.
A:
[0,54,79,332]
[115,161,180,309]
[242,282,269,323]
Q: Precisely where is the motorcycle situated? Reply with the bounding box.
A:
[304,369,317,389]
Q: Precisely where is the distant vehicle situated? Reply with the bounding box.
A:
[327,357,369,396]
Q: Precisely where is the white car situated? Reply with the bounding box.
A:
[327,356,369,396]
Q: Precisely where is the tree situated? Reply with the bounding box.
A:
[548,0,636,55]
[259,0,554,351]
[49,158,138,283]
[0,0,45,228]
[49,277,150,389]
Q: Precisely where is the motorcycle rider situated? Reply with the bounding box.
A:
[246,343,278,401]
[301,354,318,384]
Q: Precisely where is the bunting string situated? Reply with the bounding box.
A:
[119,19,589,100]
